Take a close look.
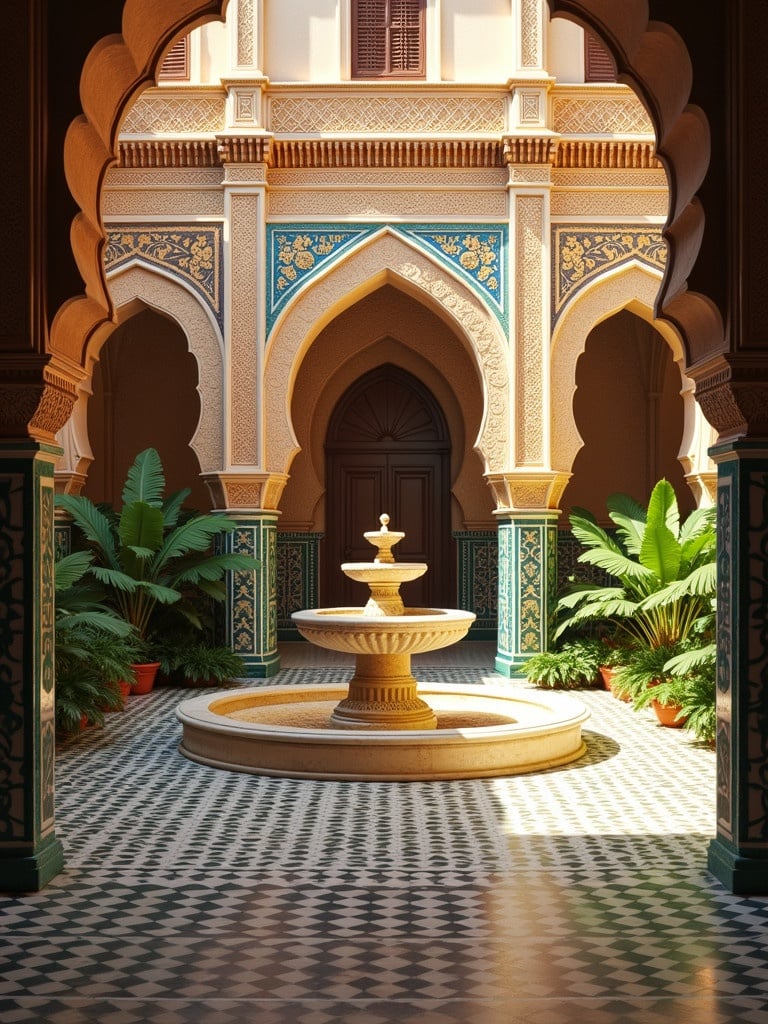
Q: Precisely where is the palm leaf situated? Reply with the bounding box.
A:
[133,580,181,605]
[54,494,120,568]
[154,515,238,569]
[54,551,94,591]
[122,448,165,507]
[90,565,141,593]
[56,610,135,637]
[606,492,647,554]
[640,564,717,608]
[118,502,165,553]
[646,478,679,537]
[167,553,260,586]
[679,505,717,545]
[162,487,191,530]
[578,546,657,584]
[638,519,681,583]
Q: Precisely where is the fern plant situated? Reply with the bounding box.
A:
[55,448,259,643]
[524,637,604,689]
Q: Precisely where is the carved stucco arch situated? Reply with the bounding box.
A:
[106,265,225,472]
[263,231,510,478]
[550,262,716,487]
[54,1,717,430]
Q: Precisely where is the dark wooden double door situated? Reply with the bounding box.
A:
[324,365,452,608]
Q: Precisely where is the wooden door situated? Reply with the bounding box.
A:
[325,365,451,608]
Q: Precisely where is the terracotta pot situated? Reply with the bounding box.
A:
[599,665,631,702]
[651,698,688,728]
[129,661,161,695]
[117,679,132,701]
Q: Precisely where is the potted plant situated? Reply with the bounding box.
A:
[524,636,604,689]
[55,448,260,693]
[54,551,141,735]
[556,479,716,724]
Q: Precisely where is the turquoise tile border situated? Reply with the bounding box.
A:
[267,223,508,338]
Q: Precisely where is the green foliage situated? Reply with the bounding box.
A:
[524,637,604,689]
[55,448,260,642]
[154,635,246,685]
[558,480,717,744]
[556,479,716,650]
[54,552,141,736]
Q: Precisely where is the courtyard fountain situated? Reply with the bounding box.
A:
[177,516,590,780]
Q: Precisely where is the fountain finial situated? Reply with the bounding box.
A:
[363,514,404,564]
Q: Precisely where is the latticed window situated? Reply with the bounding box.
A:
[352,0,425,79]
[584,31,616,82]
[158,36,190,81]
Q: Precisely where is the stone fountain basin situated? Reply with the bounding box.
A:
[291,607,476,654]
[176,683,590,781]
[341,561,427,584]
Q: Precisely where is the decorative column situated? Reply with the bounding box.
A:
[487,474,568,677]
[203,472,287,677]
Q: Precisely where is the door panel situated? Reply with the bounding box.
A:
[324,365,452,609]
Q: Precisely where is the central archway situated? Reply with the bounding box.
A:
[325,364,452,608]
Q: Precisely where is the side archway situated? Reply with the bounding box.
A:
[550,264,714,488]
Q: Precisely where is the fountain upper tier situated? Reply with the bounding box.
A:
[341,513,427,616]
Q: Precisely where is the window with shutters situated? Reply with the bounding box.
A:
[584,31,616,82]
[352,0,425,79]
[159,36,190,81]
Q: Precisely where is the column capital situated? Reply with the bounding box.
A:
[202,471,288,512]
[690,353,768,441]
[486,471,570,513]
[0,354,83,444]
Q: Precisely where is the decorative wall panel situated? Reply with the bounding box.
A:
[104,226,223,328]
[455,531,497,635]
[277,532,321,635]
[267,223,508,337]
[552,225,666,324]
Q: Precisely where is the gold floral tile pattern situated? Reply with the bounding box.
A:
[552,225,666,321]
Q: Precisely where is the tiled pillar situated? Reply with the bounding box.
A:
[494,511,559,678]
[222,511,280,678]
[0,446,65,890]
[707,441,768,893]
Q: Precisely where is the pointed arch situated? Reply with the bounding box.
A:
[263,231,509,478]
[550,263,715,488]
[106,265,225,472]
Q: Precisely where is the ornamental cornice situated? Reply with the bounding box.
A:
[115,137,659,172]
[0,355,83,441]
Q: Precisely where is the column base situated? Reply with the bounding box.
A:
[0,836,64,892]
[494,651,528,679]
[707,838,768,894]
[242,651,281,678]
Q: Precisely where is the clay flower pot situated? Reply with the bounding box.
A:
[130,661,161,695]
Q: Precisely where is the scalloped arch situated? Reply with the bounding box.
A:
[53,1,720,382]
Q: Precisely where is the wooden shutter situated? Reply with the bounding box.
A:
[353,0,424,79]
[584,31,616,83]
[159,36,190,81]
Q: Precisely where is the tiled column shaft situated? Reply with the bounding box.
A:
[708,441,768,893]
[224,511,280,677]
[0,446,64,890]
[495,512,558,678]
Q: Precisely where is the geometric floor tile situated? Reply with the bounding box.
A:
[3,643,768,1024]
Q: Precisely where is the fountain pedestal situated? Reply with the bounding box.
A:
[329,652,437,730]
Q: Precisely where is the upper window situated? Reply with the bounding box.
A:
[158,36,190,81]
[584,31,616,83]
[352,0,425,79]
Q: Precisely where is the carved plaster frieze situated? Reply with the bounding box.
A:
[271,139,504,169]
[553,93,654,135]
[120,91,226,134]
[268,168,507,187]
[268,93,506,134]
[0,358,81,441]
[553,141,659,169]
[103,190,225,218]
[503,137,557,165]
[267,191,507,220]
[551,192,669,218]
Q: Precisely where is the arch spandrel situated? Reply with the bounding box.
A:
[263,231,510,479]
[106,266,225,472]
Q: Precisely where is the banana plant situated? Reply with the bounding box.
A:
[556,479,716,650]
[55,448,259,641]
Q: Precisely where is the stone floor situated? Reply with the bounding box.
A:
[2,642,768,1023]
